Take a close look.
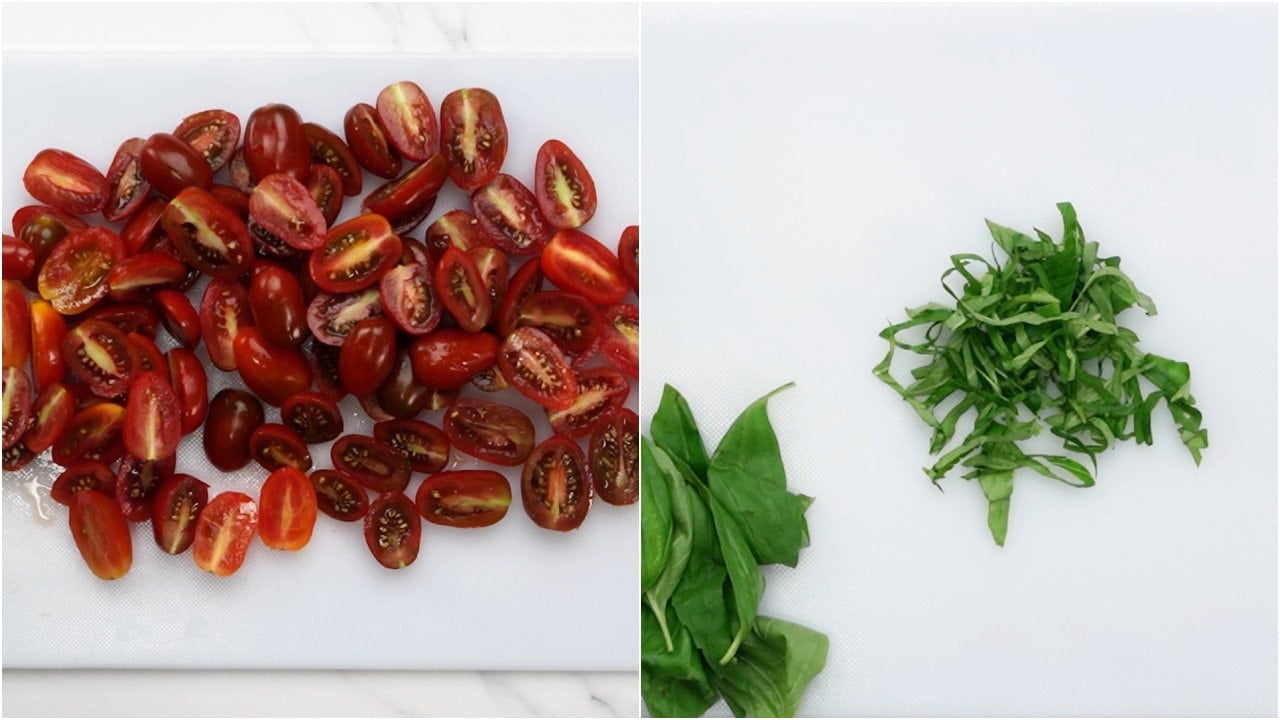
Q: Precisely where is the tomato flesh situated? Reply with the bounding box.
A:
[331,434,411,494]
[200,277,253,371]
[442,397,535,467]
[304,122,363,196]
[439,88,508,191]
[258,466,318,551]
[174,108,241,172]
[69,490,133,580]
[281,390,344,444]
[434,246,492,333]
[193,491,258,576]
[161,186,254,279]
[152,473,209,555]
[618,225,639,294]
[52,461,116,506]
[250,172,327,251]
[123,371,181,461]
[23,381,74,454]
[53,402,125,467]
[361,154,446,235]
[310,469,369,522]
[3,280,31,369]
[497,327,579,410]
[3,367,33,451]
[344,102,402,179]
[165,347,208,435]
[600,303,639,379]
[38,227,126,315]
[379,263,441,336]
[115,453,176,523]
[306,286,383,346]
[310,214,402,294]
[250,423,314,473]
[416,470,511,528]
[547,366,631,439]
[376,80,438,162]
[470,174,553,257]
[590,408,639,506]
[364,491,421,569]
[534,139,598,229]
[521,435,592,532]
[63,319,137,398]
[374,418,450,473]
[104,137,151,222]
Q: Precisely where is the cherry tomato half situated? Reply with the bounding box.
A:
[123,371,181,462]
[470,174,553,257]
[51,461,116,506]
[344,102,401,179]
[23,148,109,216]
[364,491,420,569]
[140,132,214,199]
[434,246,492,333]
[103,138,152,222]
[618,225,639,294]
[193,491,258,576]
[244,103,310,184]
[540,228,629,306]
[250,423,313,473]
[442,397,535,467]
[310,214,402,294]
[497,327,579,410]
[200,277,253,371]
[338,317,397,397]
[152,473,209,555]
[439,88,508,191]
[589,408,639,506]
[521,435,592,532]
[281,390,344,444]
[304,122,363,196]
[310,469,369,522]
[546,366,630,439]
[203,388,265,472]
[374,418,449,473]
[38,227,126,315]
[161,186,254,279]
[416,470,511,528]
[409,328,500,390]
[63,319,138,398]
[258,466,318,551]
[69,489,132,580]
[232,327,312,407]
[331,434,411,494]
[534,139,598,230]
[379,263,441,336]
[174,108,241,173]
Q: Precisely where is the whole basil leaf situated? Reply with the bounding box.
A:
[644,442,696,651]
[641,437,674,592]
[709,383,795,489]
[651,384,711,479]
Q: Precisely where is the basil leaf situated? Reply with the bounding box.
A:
[670,481,734,664]
[644,442,696,651]
[753,616,830,716]
[641,438,673,593]
[651,384,711,479]
[707,493,764,665]
[709,383,794,489]
[642,603,719,718]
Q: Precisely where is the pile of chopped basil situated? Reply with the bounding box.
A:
[874,203,1208,545]
[642,384,827,718]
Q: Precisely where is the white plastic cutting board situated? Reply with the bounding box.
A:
[641,4,1276,716]
[2,54,638,671]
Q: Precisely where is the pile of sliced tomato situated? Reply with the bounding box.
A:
[2,80,639,578]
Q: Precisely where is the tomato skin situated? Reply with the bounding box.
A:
[281,390,343,443]
[3,280,31,369]
[233,327,313,407]
[258,466,318,551]
[310,468,369,521]
[63,319,138,398]
[23,149,109,216]
[409,329,500,390]
[304,122,363,196]
[22,381,74,454]
[248,263,308,348]
[470,174,554,257]
[13,204,87,238]
[374,418,449,473]
[140,132,214,199]
[151,473,209,555]
[417,470,511,528]
[115,453,176,523]
[310,214,402,294]
[361,154,447,234]
[618,225,639,294]
[442,397,535,467]
[534,139,598,229]
[249,423,313,473]
[123,371,181,462]
[376,347,435,419]
[434,246,492,333]
[3,367,33,450]
[38,227,126,315]
[600,303,639,379]
[165,348,208,435]
[69,489,133,580]
[547,366,631,439]
[249,172,328,251]
[495,257,544,338]
[302,339,346,402]
[52,402,125,467]
[521,435,592,532]
[540,229,629,306]
[193,491,258,577]
[439,88,508,191]
[3,234,36,281]
[497,327,579,410]
[154,289,203,349]
[244,103,311,184]
[344,102,402,179]
[376,80,439,162]
[363,491,421,569]
[174,109,241,172]
[203,388,265,471]
[517,291,602,358]
[338,317,397,396]
[161,186,254,279]
[331,434,412,494]
[379,263,441,336]
[103,137,152,222]
[52,460,116,506]
[200,277,253,371]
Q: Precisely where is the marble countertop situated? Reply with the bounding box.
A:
[1,3,638,717]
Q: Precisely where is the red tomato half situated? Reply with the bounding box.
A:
[434,246,491,333]
[23,149,109,216]
[521,435,592,532]
[152,473,209,554]
[376,81,439,162]
[409,329,500,390]
[63,319,138,398]
[243,103,310,184]
[174,108,241,172]
[416,470,511,528]
[373,418,450,473]
[123,371,181,461]
[600,303,639,379]
[193,491,258,576]
[497,327,579,410]
[69,490,132,580]
[470,174,553,257]
[51,461,116,506]
[439,88,508,191]
[200,277,253,371]
[540,229,629,306]
[103,138,152,222]
[546,366,630,439]
[38,227,126,315]
[258,466,318,551]
[442,397,535,467]
[310,469,369,522]
[310,214,402,294]
[232,327,312,407]
[160,186,254,279]
[618,225,639,294]
[363,492,420,569]
[589,408,639,506]
[534,139,598,229]
[331,434,411,494]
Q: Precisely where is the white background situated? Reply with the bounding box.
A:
[642,4,1276,716]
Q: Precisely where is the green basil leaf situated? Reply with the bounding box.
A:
[651,384,712,479]
[642,603,719,718]
[707,493,765,665]
[641,437,673,593]
[644,443,697,651]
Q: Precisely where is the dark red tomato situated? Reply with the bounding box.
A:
[547,367,630,438]
[306,286,383,346]
[534,139,598,229]
[281,390,343,443]
[364,491,420,569]
[22,381,74,454]
[17,213,68,293]
[310,214,402,294]
[442,397,535,467]
[203,388,265,471]
[3,367,33,450]
[233,327,312,407]
[3,438,34,471]
[250,423,313,473]
[38,227,126,315]
[417,470,511,528]
[103,138,151,222]
[361,154,447,234]
[522,435,591,532]
[152,473,209,554]
[69,489,132,580]
[379,263,441,336]
[63,319,137,398]
[210,183,251,221]
[126,332,166,374]
[123,371,181,461]
[258,466,318,551]
[53,402,125,466]
[249,172,327,251]
[600,303,639,378]
[28,299,66,392]
[376,81,438,162]
[84,302,159,339]
[140,132,213,198]
[331,434,411,494]
[174,109,241,172]
[469,246,509,310]
[338,317,397,396]
[425,210,484,264]
[302,340,346,402]
[518,291,601,357]
[304,122,363,196]
[200,277,253,371]
[374,418,449,473]
[106,252,188,303]
[248,263,308,348]
[310,469,368,521]
[161,186,254,279]
[154,290,203,349]
[470,174,553,257]
[540,229,628,306]
[618,225,639,294]
[307,164,344,226]
[23,148,109,216]
[496,258,544,337]
[409,329,500,390]
[193,491,258,576]
[115,453,176,522]
[376,347,434,418]
[120,199,166,255]
[2,280,31,369]
[13,204,87,237]
[434,246,491,332]
[344,102,402,179]
[439,88,508,191]
[165,348,207,435]
[244,103,310,184]
[52,461,116,506]
[3,234,35,281]
[497,327,579,410]
[359,391,397,423]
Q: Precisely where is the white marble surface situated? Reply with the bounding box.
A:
[1,2,638,717]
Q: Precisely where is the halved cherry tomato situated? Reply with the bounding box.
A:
[534,139,597,229]
[244,103,310,184]
[379,263,441,336]
[161,186,254,279]
[521,435,591,532]
[304,122,363,196]
[38,227,126,315]
[140,132,213,198]
[165,348,208,435]
[362,154,447,234]
[409,328,500,390]
[174,109,241,172]
[249,218,301,259]
[22,381,74,454]
[540,228,628,306]
[103,138,151,222]
[272,392,338,445]
[600,303,639,379]
[425,209,484,265]
[434,246,492,333]
[374,418,449,473]
[400,236,432,268]
[306,286,383,346]
[310,468,369,522]
[17,212,70,292]
[3,280,31,369]
[23,148,109,216]
[258,466,318,551]
[63,319,137,398]
[84,302,159,339]
[51,460,116,506]
[115,453,176,522]
[28,298,66,392]
[416,470,511,528]
[126,332,166,374]
[200,277,253,371]
[307,164,344,226]
[250,423,313,472]
[3,234,36,281]
[106,252,188,303]
[331,434,411,494]
[310,214,402,294]
[470,174,553,257]
[248,263,308,348]
[517,291,601,357]
[4,439,35,470]
[154,289,203,349]
[376,80,438,162]
[338,317,397,396]
[439,88,508,191]
[69,489,132,580]
[123,371,181,461]
[495,257,544,337]
[3,367,33,450]
[120,199,167,255]
[193,491,258,576]
[364,491,420,569]
[497,327,578,410]
[469,246,509,310]
[152,473,209,555]
[52,402,125,466]
[547,367,630,439]
[13,204,87,238]
[233,327,312,406]
[203,388,265,471]
[618,225,639,294]
[376,347,435,418]
[589,408,637,505]
[442,397,535,467]
[344,102,401,179]
[250,172,327,251]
